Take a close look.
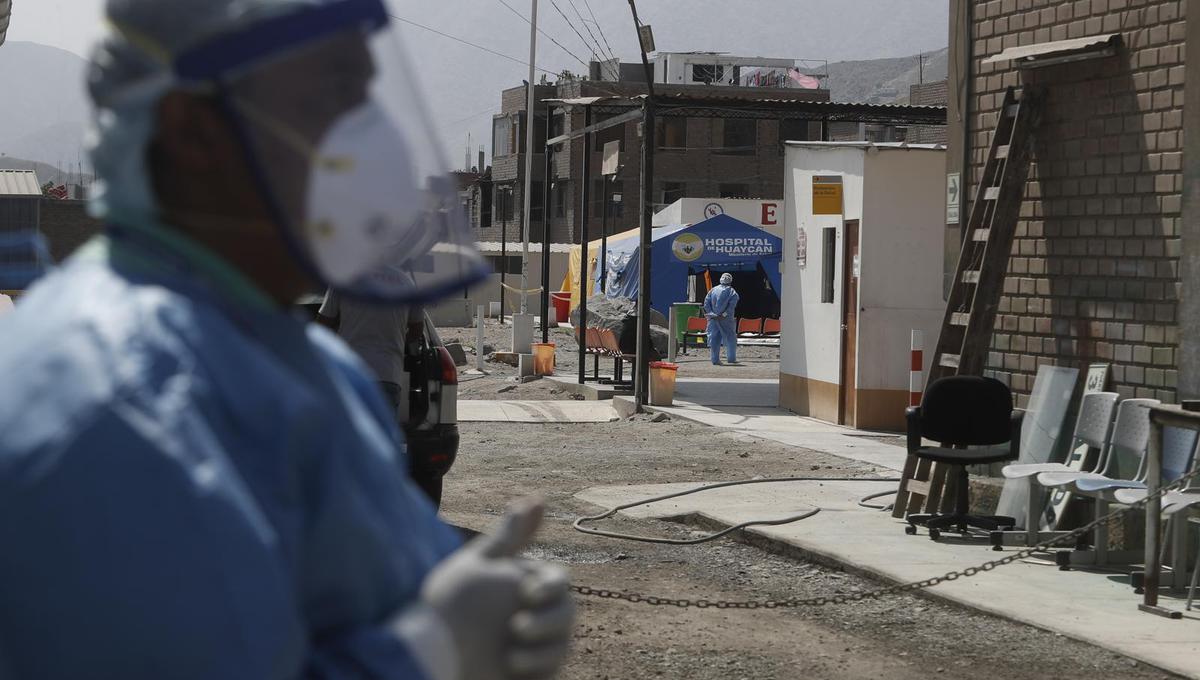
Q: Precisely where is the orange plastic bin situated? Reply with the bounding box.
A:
[532,343,556,376]
[648,361,679,406]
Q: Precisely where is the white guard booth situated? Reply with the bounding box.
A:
[780,142,946,431]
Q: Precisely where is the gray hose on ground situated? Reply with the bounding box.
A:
[573,477,901,545]
[857,488,898,511]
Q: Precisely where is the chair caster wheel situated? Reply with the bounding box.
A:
[905,525,917,535]
[929,528,941,540]
[1055,551,1072,572]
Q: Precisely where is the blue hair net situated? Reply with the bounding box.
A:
[86,0,311,225]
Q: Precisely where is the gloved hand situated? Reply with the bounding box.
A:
[410,500,575,680]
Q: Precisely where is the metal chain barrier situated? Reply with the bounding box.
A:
[570,466,1200,609]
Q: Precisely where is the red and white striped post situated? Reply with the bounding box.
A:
[909,330,924,407]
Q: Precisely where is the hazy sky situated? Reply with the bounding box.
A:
[7,0,949,168]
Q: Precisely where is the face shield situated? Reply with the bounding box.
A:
[172,0,488,303]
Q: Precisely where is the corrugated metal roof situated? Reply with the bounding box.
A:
[476,241,573,254]
[984,34,1121,67]
[546,93,946,125]
[0,170,42,197]
[0,0,10,47]
[784,141,947,151]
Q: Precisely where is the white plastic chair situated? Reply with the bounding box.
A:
[1036,398,1159,490]
[1113,426,1200,593]
[1035,398,1159,566]
[1000,391,1118,543]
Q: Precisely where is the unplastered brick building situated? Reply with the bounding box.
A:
[944,0,1198,404]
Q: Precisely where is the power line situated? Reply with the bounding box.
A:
[436,104,501,130]
[580,0,619,65]
[548,0,601,70]
[390,13,636,110]
[566,0,613,75]
[390,14,558,76]
[493,0,590,71]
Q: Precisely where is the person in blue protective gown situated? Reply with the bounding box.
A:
[703,273,741,365]
[0,2,573,680]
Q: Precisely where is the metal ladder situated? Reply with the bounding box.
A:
[893,86,1042,519]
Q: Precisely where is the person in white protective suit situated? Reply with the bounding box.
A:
[703,272,740,365]
[0,1,574,679]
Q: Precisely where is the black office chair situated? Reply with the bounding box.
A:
[904,375,1024,540]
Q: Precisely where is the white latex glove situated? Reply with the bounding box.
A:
[397,500,574,680]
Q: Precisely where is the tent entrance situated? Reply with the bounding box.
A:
[688,263,780,320]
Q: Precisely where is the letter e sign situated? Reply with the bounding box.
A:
[761,202,779,226]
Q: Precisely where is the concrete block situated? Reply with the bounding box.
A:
[517,353,536,378]
[511,313,534,354]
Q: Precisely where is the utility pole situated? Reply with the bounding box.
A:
[577,106,593,385]
[628,0,656,410]
[500,187,508,324]
[600,174,610,292]
[518,0,539,316]
[540,138,554,342]
[919,52,924,85]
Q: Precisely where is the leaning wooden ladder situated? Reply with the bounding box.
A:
[892,86,1043,519]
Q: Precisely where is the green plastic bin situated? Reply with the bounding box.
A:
[672,302,703,347]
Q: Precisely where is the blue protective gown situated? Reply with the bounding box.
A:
[702,283,740,364]
[0,223,460,680]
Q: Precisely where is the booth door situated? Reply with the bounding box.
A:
[839,221,860,426]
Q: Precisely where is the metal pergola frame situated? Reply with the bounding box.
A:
[535,94,948,406]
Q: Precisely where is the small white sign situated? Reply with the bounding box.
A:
[946,173,961,225]
[797,227,807,267]
[602,141,620,176]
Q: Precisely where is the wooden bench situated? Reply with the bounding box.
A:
[597,328,635,386]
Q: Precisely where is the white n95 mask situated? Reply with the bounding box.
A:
[185,0,488,303]
[303,101,423,287]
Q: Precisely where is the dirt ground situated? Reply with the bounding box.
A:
[441,320,781,401]
[441,416,1177,680]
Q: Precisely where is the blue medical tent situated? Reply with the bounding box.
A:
[600,214,783,317]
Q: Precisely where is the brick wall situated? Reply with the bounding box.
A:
[40,199,102,263]
[967,0,1185,403]
[909,79,950,144]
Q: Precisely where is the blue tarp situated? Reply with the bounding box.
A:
[600,214,783,316]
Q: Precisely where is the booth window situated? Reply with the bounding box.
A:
[821,227,836,303]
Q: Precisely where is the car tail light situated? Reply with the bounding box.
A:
[437,346,458,385]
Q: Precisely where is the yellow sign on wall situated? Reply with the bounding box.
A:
[812,175,844,216]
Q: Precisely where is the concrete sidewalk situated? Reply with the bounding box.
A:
[576,479,1200,679]
[594,375,1200,677]
[458,400,619,423]
[615,378,909,472]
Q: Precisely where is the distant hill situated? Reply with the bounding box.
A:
[0,156,91,187]
[818,47,949,104]
[0,41,90,169]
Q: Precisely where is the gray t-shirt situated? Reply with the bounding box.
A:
[318,290,408,384]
